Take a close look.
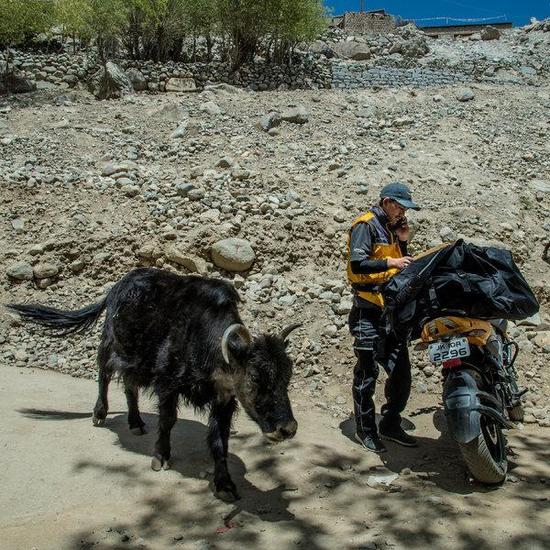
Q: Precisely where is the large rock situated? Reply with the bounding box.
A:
[88,62,133,100]
[260,111,282,131]
[199,101,222,115]
[211,238,255,272]
[165,77,197,93]
[0,66,36,95]
[101,160,138,177]
[333,41,371,61]
[456,88,475,102]
[481,26,501,40]
[164,245,207,274]
[204,83,242,95]
[126,68,147,91]
[7,263,34,281]
[401,36,430,58]
[281,105,309,124]
[33,263,59,279]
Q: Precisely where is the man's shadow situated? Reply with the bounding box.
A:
[19,408,295,522]
[339,407,502,494]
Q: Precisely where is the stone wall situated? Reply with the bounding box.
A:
[9,48,542,94]
[331,62,468,88]
[330,56,535,89]
[11,51,332,92]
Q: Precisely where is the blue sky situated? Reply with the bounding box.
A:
[325,1,550,27]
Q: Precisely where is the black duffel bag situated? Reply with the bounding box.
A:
[383,240,540,337]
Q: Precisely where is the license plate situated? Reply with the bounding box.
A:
[428,337,470,363]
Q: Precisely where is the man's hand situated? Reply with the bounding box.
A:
[395,221,410,242]
[387,256,414,270]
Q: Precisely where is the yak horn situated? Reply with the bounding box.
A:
[221,324,252,365]
[279,322,302,342]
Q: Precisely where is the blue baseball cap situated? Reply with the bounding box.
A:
[380,181,420,210]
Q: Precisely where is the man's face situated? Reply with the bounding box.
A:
[383,198,407,223]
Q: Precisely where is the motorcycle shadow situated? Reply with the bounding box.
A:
[340,408,507,495]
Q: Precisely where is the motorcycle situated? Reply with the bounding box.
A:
[415,315,526,484]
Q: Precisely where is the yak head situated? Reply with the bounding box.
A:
[221,323,300,442]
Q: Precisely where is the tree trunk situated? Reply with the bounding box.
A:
[4,47,10,76]
[232,29,257,70]
[206,34,213,62]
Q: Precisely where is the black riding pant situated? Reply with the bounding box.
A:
[348,304,412,438]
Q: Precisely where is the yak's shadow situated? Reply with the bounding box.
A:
[18,407,295,523]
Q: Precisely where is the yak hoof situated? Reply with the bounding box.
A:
[92,415,106,427]
[215,479,240,502]
[215,488,240,502]
[130,426,147,436]
[151,454,170,471]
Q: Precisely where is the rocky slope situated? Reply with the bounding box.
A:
[1,64,549,426]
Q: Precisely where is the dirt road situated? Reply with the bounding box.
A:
[1,364,549,550]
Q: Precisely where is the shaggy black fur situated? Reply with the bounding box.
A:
[8,267,298,500]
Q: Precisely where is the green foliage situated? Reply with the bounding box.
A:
[0,0,55,47]
[265,0,327,63]
[3,0,327,68]
[216,0,326,66]
[125,0,188,61]
[55,0,93,39]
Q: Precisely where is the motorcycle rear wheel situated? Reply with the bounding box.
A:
[458,417,507,484]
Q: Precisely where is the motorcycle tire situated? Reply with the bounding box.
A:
[458,419,507,484]
[507,404,524,422]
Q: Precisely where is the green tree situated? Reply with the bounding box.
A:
[83,0,128,66]
[0,0,55,74]
[217,0,270,68]
[125,0,187,61]
[216,0,326,68]
[266,0,326,64]
[181,0,218,61]
[55,0,93,52]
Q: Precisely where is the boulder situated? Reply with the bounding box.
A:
[165,245,207,274]
[7,262,34,281]
[481,26,501,40]
[204,83,242,95]
[126,68,148,91]
[456,88,475,102]
[401,36,430,58]
[260,111,282,131]
[170,119,188,139]
[33,263,59,279]
[333,41,371,61]
[281,105,309,124]
[211,238,255,272]
[199,101,222,115]
[165,77,196,92]
[88,62,133,100]
[0,67,36,95]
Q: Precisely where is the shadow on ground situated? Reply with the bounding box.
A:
[19,405,550,550]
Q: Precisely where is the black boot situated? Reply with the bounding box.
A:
[378,422,417,447]
[355,432,387,453]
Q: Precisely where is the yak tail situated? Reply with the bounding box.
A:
[7,298,108,337]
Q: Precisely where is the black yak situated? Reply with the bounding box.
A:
[8,268,300,500]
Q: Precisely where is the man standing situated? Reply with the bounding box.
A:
[347,182,420,453]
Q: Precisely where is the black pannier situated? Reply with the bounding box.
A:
[383,240,540,338]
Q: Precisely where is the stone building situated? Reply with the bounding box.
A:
[336,10,397,35]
